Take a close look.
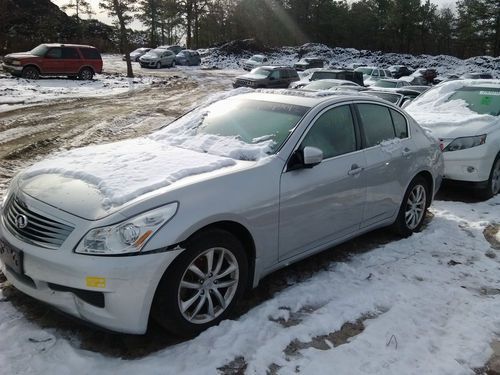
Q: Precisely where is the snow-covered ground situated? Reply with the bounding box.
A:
[0,195,499,374]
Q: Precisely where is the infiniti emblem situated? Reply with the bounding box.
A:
[15,214,28,229]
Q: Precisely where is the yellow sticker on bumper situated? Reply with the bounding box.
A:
[86,276,106,288]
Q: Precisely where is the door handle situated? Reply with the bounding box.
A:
[348,164,363,176]
[402,148,412,158]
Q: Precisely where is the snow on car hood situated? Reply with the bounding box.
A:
[18,88,272,218]
[405,80,500,139]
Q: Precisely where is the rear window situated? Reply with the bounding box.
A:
[80,48,101,60]
[446,87,500,116]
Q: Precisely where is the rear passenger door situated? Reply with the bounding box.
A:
[43,47,63,73]
[354,102,415,228]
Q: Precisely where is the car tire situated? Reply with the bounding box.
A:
[21,66,40,80]
[78,67,94,80]
[156,62,161,69]
[392,176,429,237]
[171,60,176,68]
[152,229,248,337]
[479,153,500,200]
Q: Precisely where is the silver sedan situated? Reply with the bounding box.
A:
[0,91,443,336]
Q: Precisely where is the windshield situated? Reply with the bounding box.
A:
[250,56,263,62]
[251,67,271,77]
[153,98,309,159]
[446,87,500,116]
[374,80,398,88]
[133,48,148,53]
[355,67,373,75]
[30,45,49,57]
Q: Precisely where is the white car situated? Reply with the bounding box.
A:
[406,79,500,198]
[354,67,392,86]
[241,54,268,71]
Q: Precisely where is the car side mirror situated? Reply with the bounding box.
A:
[269,76,275,81]
[288,146,323,171]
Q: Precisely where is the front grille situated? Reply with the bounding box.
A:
[3,196,74,249]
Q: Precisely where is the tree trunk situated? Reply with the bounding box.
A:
[113,0,133,78]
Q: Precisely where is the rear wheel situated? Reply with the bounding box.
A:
[21,66,39,80]
[479,154,500,200]
[152,229,248,337]
[78,67,94,80]
[393,176,429,237]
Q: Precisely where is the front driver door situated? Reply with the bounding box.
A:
[279,104,367,261]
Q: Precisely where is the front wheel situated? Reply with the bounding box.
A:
[171,60,176,68]
[393,176,429,237]
[156,61,161,69]
[152,229,248,337]
[479,154,500,200]
[21,66,40,80]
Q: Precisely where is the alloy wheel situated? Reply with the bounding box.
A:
[405,184,426,230]
[491,159,500,195]
[178,247,239,324]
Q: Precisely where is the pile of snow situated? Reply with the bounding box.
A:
[1,195,500,374]
[0,73,157,113]
[201,42,500,77]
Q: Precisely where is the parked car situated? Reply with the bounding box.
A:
[157,45,183,55]
[294,57,325,71]
[123,47,151,62]
[363,91,414,107]
[2,43,102,80]
[241,54,268,71]
[233,66,299,88]
[400,69,437,85]
[406,79,500,198]
[290,69,364,88]
[0,90,443,336]
[175,50,201,66]
[354,67,393,86]
[388,65,413,79]
[370,79,411,89]
[139,48,176,69]
[298,79,363,91]
[460,72,494,79]
[434,73,460,84]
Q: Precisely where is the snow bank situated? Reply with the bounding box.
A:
[202,42,500,76]
[0,73,155,113]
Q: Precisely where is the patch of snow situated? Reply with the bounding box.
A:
[379,138,403,154]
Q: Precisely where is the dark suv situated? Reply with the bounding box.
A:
[309,69,364,86]
[233,66,300,88]
[388,65,413,79]
[2,44,103,80]
[294,57,325,71]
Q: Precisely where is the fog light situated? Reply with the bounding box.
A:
[467,166,476,173]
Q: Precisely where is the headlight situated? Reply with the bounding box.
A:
[75,202,178,255]
[444,135,486,152]
[11,60,21,66]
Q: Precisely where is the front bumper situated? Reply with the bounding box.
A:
[0,199,182,334]
[2,63,23,75]
[442,146,492,183]
[140,60,159,68]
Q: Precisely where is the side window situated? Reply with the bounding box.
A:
[390,109,409,138]
[269,70,280,79]
[372,70,379,77]
[46,48,62,59]
[263,58,268,62]
[301,105,357,159]
[62,47,80,59]
[357,104,395,147]
[80,48,101,60]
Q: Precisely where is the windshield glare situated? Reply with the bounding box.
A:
[446,87,500,116]
[30,45,49,57]
[251,68,271,77]
[197,98,308,154]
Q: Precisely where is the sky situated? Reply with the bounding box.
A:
[51,0,458,28]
